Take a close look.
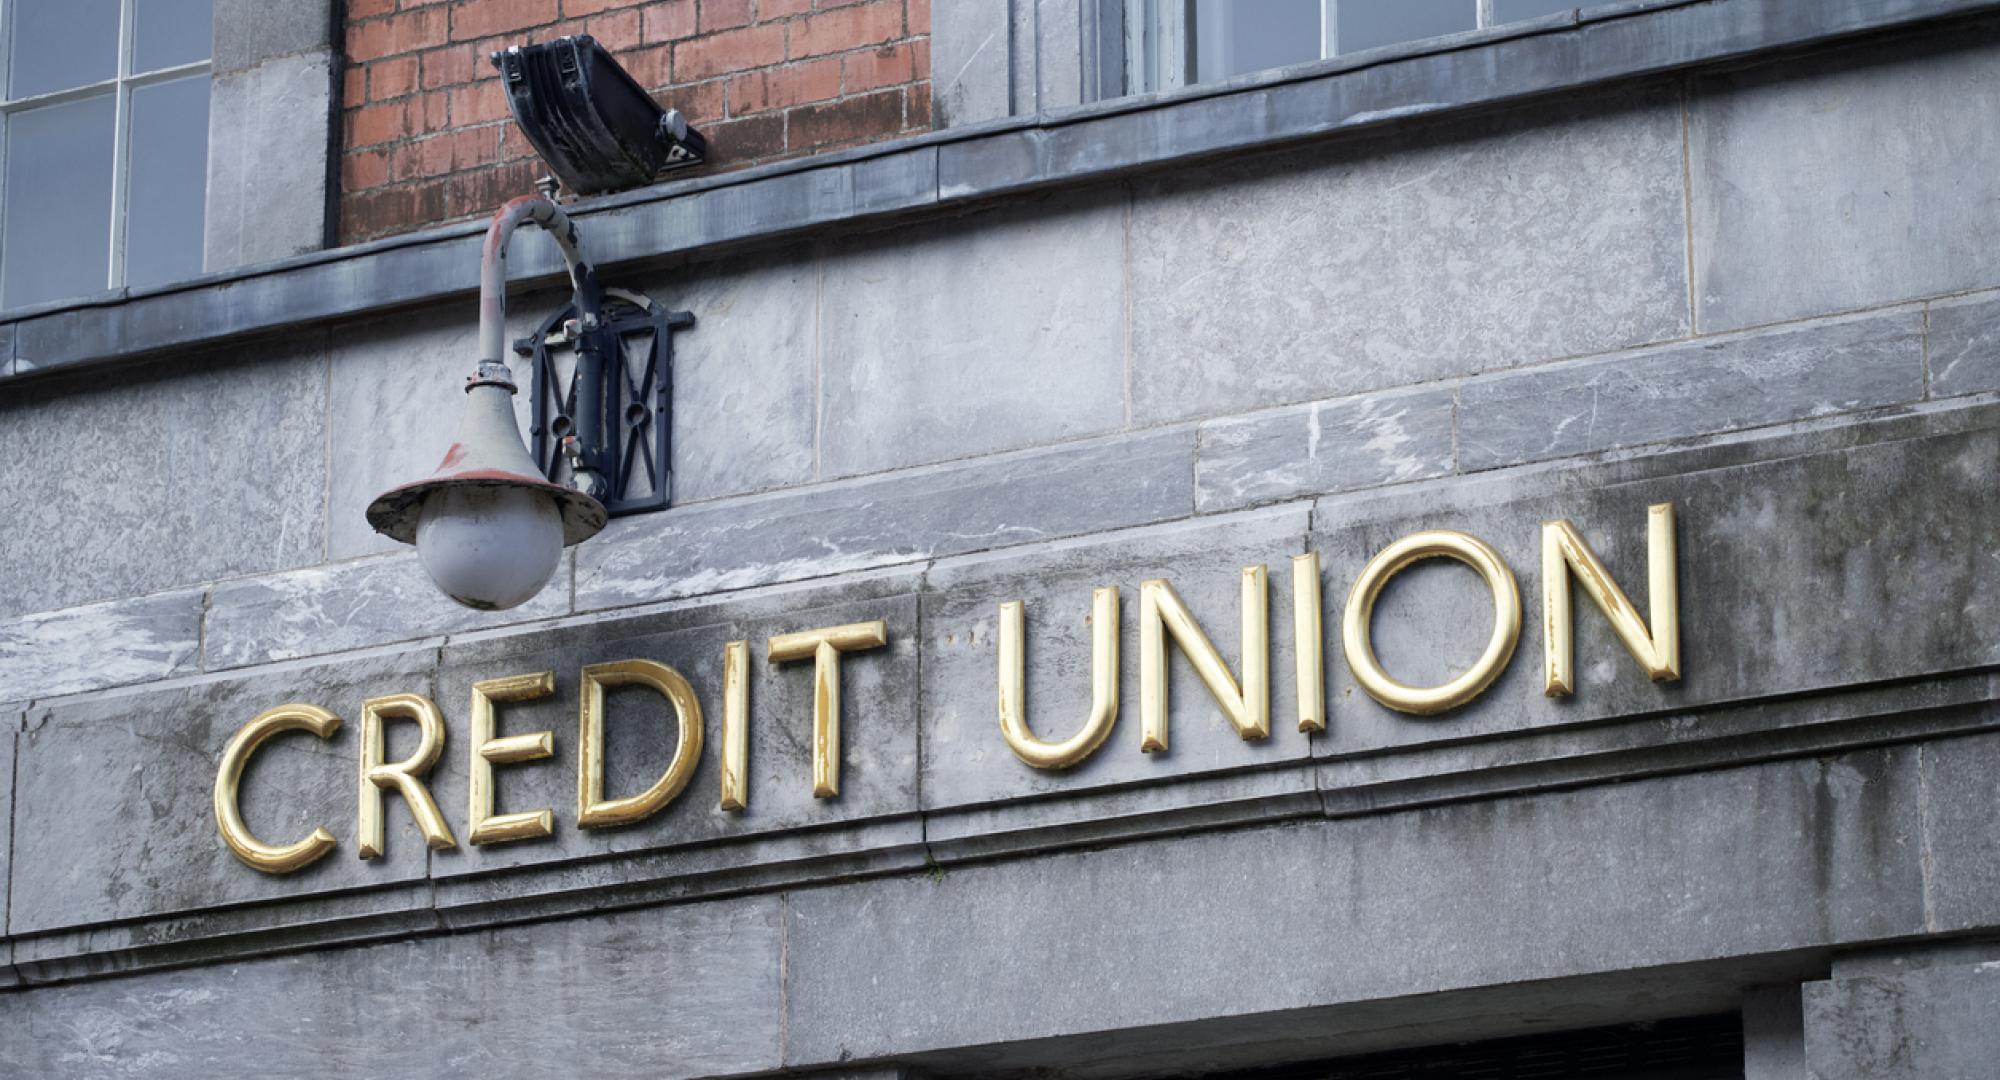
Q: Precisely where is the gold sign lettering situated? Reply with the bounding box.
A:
[357,692,456,859]
[720,640,751,811]
[768,621,888,798]
[468,671,557,845]
[577,660,704,828]
[1542,502,1681,696]
[1341,531,1522,715]
[1291,553,1325,734]
[996,587,1120,769]
[1139,569,1270,752]
[214,704,342,874]
[216,504,1691,875]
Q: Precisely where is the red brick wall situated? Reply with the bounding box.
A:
[340,0,932,244]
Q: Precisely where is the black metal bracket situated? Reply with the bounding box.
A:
[518,289,694,517]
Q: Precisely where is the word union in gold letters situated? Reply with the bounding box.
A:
[216,503,1680,874]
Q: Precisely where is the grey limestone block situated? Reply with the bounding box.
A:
[212,0,336,76]
[1196,384,1457,513]
[784,745,1926,1065]
[573,426,1196,612]
[1307,416,2000,757]
[422,570,922,883]
[204,50,333,271]
[1802,958,2000,1080]
[324,302,546,561]
[0,338,326,620]
[0,894,784,1079]
[931,0,1014,126]
[818,188,1129,478]
[1690,21,2000,332]
[1743,984,1807,1080]
[1912,731,2000,935]
[1126,84,1689,425]
[0,588,204,701]
[1,718,14,934]
[203,551,569,671]
[625,248,818,504]
[8,646,436,937]
[920,507,1313,817]
[1456,309,1924,471]
[1928,288,2000,400]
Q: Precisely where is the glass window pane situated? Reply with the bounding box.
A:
[126,75,210,289]
[134,0,215,72]
[1191,0,1323,84]
[1493,0,1584,23]
[2,95,115,308]
[9,0,120,98]
[1336,0,1475,55]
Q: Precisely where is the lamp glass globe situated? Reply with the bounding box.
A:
[414,485,564,610]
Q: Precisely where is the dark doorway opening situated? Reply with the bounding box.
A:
[1200,1014,1743,1080]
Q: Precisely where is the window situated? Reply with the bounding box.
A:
[0,0,212,309]
[1128,0,1596,94]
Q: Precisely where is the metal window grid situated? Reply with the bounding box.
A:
[0,0,212,302]
[1129,0,1538,95]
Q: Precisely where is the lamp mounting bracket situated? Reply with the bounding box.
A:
[516,286,693,517]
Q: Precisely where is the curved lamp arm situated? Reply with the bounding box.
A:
[476,194,603,381]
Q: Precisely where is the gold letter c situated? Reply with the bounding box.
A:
[214,704,342,874]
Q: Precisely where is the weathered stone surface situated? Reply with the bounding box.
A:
[0,895,783,1079]
[1,719,15,934]
[627,249,818,504]
[574,426,1197,612]
[786,745,1925,1063]
[1913,731,2000,935]
[1456,309,1923,471]
[1743,984,1807,1080]
[818,189,1128,477]
[325,304,545,561]
[1928,289,2000,399]
[424,571,922,880]
[204,552,568,670]
[1690,23,2000,331]
[204,51,333,271]
[1127,85,1688,424]
[8,647,435,936]
[921,508,1312,816]
[0,339,326,620]
[1196,385,1457,513]
[212,0,335,75]
[931,0,1012,126]
[1310,416,2000,756]
[0,588,204,701]
[1803,959,2000,1080]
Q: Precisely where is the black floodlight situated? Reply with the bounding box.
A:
[491,35,707,196]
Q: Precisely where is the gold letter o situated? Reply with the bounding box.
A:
[1341,530,1521,715]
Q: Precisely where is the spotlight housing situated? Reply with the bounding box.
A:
[491,35,707,196]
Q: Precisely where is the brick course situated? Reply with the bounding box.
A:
[339,0,931,244]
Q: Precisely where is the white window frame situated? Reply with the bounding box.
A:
[0,0,212,304]
[1128,0,1532,95]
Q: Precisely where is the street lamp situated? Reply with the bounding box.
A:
[367,37,705,611]
[365,195,610,610]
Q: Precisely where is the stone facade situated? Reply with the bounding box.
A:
[4,2,2000,1076]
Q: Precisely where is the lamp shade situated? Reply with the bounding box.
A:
[366,379,607,610]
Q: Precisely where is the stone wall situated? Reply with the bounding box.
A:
[5,6,2000,1077]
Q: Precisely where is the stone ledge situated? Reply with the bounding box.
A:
[3,0,1993,384]
[8,401,2000,986]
